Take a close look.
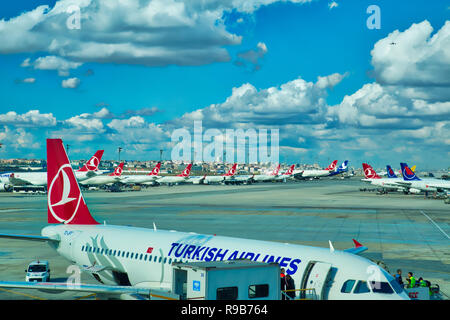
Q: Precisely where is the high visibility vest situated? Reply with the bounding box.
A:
[409,276,416,288]
[420,280,427,287]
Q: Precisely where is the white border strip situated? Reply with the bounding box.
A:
[420,210,450,240]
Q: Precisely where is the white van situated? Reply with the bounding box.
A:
[25,260,50,282]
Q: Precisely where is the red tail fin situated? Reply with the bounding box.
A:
[147,162,161,176]
[284,165,295,175]
[77,150,104,172]
[224,163,237,176]
[47,139,99,225]
[177,163,192,177]
[325,160,338,171]
[271,164,280,176]
[362,163,381,179]
[109,162,124,176]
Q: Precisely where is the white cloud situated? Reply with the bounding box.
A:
[22,78,36,83]
[61,77,80,88]
[371,20,450,88]
[32,55,82,76]
[328,2,338,10]
[0,110,56,127]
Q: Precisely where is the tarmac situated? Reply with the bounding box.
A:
[0,177,449,300]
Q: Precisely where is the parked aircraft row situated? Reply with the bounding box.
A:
[0,151,350,190]
[0,139,409,300]
[362,163,450,194]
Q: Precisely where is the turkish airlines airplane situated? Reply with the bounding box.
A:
[296,160,338,179]
[274,165,295,182]
[203,163,237,184]
[253,164,281,182]
[361,163,406,191]
[0,139,409,300]
[9,150,105,187]
[396,163,450,193]
[79,162,124,187]
[156,163,192,185]
[121,162,161,185]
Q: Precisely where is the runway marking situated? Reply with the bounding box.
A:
[420,211,450,240]
[0,287,46,300]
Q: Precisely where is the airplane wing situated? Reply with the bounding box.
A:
[343,239,368,255]
[0,281,178,300]
[0,233,59,243]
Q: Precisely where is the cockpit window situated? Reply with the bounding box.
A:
[369,281,394,294]
[341,280,356,293]
[353,281,370,294]
[389,279,404,294]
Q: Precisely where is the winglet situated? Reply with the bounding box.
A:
[352,239,363,248]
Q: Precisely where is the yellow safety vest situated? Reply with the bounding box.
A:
[409,276,416,288]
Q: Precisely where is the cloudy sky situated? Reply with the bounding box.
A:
[0,0,448,169]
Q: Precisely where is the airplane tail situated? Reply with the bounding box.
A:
[400,163,421,181]
[386,165,397,178]
[362,163,381,179]
[284,165,295,175]
[77,150,104,172]
[325,160,338,171]
[337,160,348,172]
[47,139,99,225]
[147,162,161,176]
[224,163,237,176]
[271,164,281,176]
[108,162,124,176]
[177,163,192,177]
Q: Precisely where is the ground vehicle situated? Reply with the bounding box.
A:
[25,260,50,282]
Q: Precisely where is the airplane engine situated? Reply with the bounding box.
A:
[409,188,421,194]
[0,183,12,192]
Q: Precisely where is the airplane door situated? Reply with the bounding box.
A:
[303,262,332,300]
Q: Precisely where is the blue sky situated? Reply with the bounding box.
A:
[0,0,449,169]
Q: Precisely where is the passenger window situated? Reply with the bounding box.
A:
[248,284,269,299]
[81,246,85,251]
[217,287,238,300]
[122,251,125,257]
[126,252,129,258]
[169,258,172,264]
[158,256,162,263]
[341,280,356,293]
[113,250,116,256]
[154,256,157,262]
[130,253,134,259]
[163,258,167,264]
[144,255,147,261]
[354,281,370,294]
[369,281,394,294]
[139,254,143,260]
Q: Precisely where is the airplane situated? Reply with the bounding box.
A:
[203,164,237,184]
[121,162,161,186]
[361,164,408,192]
[396,163,450,193]
[328,160,349,177]
[156,163,193,185]
[79,162,124,187]
[8,150,105,187]
[253,164,281,182]
[295,160,338,180]
[0,139,409,300]
[274,165,296,182]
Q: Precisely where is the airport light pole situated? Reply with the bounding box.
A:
[66,144,70,156]
[118,147,123,162]
[160,149,163,162]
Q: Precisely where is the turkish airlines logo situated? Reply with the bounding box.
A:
[85,156,99,171]
[229,168,236,175]
[48,164,82,223]
[364,167,375,178]
[329,162,336,170]
[114,166,123,176]
[151,165,160,175]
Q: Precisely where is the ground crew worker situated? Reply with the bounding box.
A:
[394,269,404,287]
[280,268,286,300]
[407,272,416,288]
[419,277,427,287]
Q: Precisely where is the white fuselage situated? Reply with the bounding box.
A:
[401,178,450,192]
[79,175,122,186]
[253,174,278,182]
[41,224,408,300]
[361,178,403,189]
[156,176,188,185]
[301,170,332,178]
[10,171,102,186]
[203,176,225,184]
[121,175,160,185]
